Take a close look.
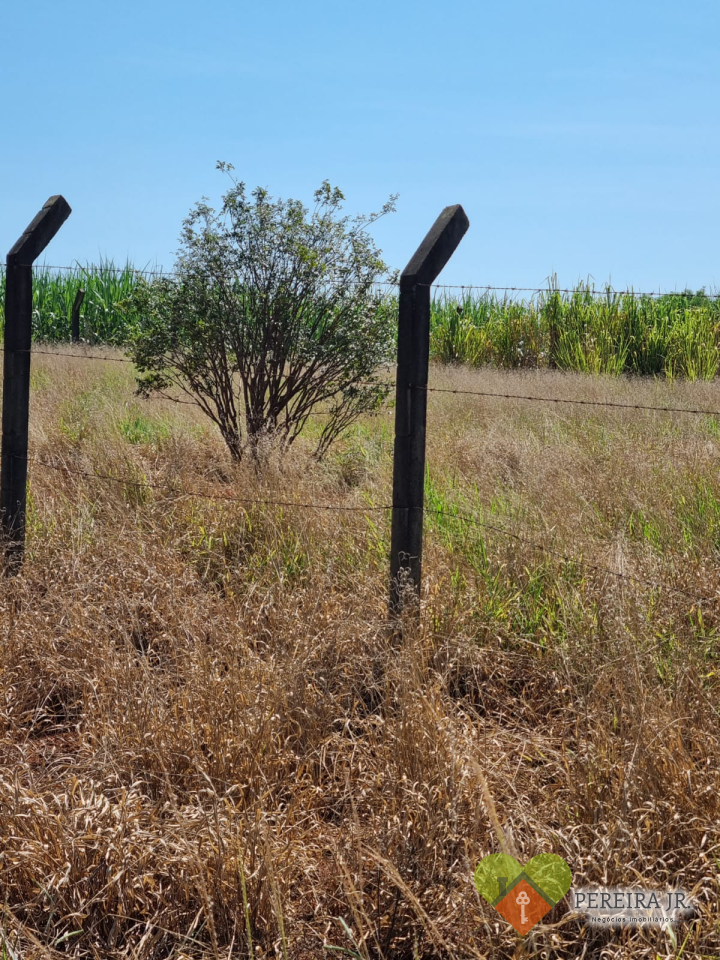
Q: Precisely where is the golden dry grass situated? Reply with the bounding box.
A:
[1,348,719,959]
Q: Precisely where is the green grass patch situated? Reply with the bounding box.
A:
[118,412,171,446]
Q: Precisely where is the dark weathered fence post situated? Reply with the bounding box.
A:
[71,288,85,343]
[1,196,71,570]
[389,205,469,616]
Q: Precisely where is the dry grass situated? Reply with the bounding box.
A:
[1,349,719,959]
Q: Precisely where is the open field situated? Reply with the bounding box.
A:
[2,267,720,378]
[1,351,720,958]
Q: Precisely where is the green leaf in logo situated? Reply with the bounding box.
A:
[474,852,572,906]
[474,854,523,904]
[523,854,573,905]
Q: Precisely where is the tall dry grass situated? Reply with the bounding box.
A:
[0,350,719,959]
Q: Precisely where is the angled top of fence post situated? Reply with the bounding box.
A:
[400,204,469,288]
[8,195,72,265]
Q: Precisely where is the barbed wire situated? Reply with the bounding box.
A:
[25,263,179,279]
[420,282,720,300]
[26,455,387,513]
[0,347,395,381]
[18,263,400,287]
[19,454,714,607]
[29,347,132,363]
[6,263,719,300]
[153,392,339,417]
[4,345,720,419]
[416,385,720,418]
[0,344,133,362]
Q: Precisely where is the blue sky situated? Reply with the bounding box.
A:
[2,0,718,292]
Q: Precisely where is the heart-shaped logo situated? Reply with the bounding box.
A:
[474,853,572,935]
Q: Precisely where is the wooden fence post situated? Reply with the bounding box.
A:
[389,205,469,615]
[71,288,85,343]
[1,196,71,570]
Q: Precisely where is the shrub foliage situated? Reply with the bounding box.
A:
[128,167,397,461]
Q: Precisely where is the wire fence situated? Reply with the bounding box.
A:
[418,384,720,418]
[16,452,716,608]
[3,260,720,607]
[422,283,720,299]
[6,343,720,420]
[8,265,720,384]
[6,262,720,299]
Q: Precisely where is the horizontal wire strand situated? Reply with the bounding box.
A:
[19,264,400,286]
[27,347,132,363]
[4,345,719,419]
[20,455,714,607]
[9,264,720,299]
[416,384,720,418]
[25,455,388,513]
[420,282,720,299]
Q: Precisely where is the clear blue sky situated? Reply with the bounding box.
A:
[2,0,718,292]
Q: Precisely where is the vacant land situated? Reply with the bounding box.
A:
[1,351,719,959]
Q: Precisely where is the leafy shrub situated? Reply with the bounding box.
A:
[129,167,398,461]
